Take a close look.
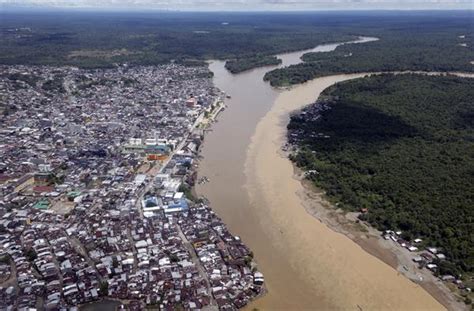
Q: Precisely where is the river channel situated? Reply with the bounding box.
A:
[196,37,445,310]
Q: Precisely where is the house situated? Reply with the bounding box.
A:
[134,174,147,186]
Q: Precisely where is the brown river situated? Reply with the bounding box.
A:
[196,38,445,310]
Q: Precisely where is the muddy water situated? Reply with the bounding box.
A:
[196,38,444,310]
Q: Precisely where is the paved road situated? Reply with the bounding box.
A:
[176,224,218,310]
[134,112,205,219]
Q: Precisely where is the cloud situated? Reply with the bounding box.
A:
[1,0,473,10]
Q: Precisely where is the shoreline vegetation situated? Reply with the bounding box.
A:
[2,9,474,310]
[2,11,472,71]
[293,164,467,310]
[244,72,447,310]
[286,73,474,308]
[263,33,474,86]
[0,11,357,68]
[224,55,282,74]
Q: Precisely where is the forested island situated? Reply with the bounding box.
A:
[288,74,474,280]
[264,32,474,86]
[225,55,282,73]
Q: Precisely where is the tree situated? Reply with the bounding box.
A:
[99,281,109,296]
[25,249,37,262]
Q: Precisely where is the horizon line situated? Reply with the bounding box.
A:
[1,7,473,12]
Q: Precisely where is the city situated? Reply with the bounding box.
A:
[0,64,264,310]
[1,7,473,311]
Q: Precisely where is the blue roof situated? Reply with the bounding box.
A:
[167,198,188,211]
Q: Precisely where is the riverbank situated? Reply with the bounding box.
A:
[244,73,448,310]
[293,165,467,311]
[282,73,474,311]
[181,69,472,310]
[197,36,470,310]
[257,71,473,310]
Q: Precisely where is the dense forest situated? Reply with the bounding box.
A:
[225,55,282,73]
[0,11,357,68]
[264,31,474,86]
[288,74,474,277]
[1,11,472,69]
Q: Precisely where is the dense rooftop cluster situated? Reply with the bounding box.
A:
[0,64,216,203]
[0,64,264,310]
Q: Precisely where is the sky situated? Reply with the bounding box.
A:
[1,0,473,10]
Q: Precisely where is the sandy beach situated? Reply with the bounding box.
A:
[296,169,465,311]
[244,73,449,310]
